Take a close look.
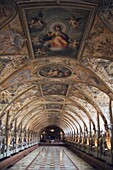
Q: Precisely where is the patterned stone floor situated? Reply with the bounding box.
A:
[26,147,78,170]
[7,146,96,170]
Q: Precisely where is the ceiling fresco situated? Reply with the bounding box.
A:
[44,96,64,102]
[41,84,69,96]
[0,0,113,140]
[82,58,113,89]
[99,4,113,33]
[39,65,72,78]
[83,16,113,60]
[18,1,97,59]
[48,112,60,122]
[0,4,17,29]
[0,15,28,55]
[46,104,63,110]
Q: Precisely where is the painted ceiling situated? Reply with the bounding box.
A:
[0,0,113,135]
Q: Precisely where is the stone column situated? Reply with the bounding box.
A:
[14,118,18,152]
[109,99,113,164]
[5,111,11,157]
[25,129,29,146]
[97,112,100,157]
[89,120,92,153]
[21,128,25,149]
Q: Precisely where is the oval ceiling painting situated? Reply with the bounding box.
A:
[39,65,72,78]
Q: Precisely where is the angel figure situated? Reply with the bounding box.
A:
[68,16,79,29]
[66,16,83,29]
[29,11,46,28]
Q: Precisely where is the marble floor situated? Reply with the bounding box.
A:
[6,146,97,170]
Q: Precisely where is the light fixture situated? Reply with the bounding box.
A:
[50,129,54,132]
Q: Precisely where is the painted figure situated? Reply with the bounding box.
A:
[66,16,83,29]
[29,11,45,28]
[0,29,26,53]
[43,25,69,51]
[68,16,79,29]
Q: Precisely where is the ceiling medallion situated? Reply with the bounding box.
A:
[39,65,72,78]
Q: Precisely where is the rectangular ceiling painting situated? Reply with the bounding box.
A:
[41,84,68,96]
[18,2,97,59]
[46,104,63,110]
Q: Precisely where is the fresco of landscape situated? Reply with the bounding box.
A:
[25,7,89,58]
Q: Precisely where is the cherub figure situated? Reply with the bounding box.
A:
[69,40,78,48]
[29,11,46,28]
[66,16,83,29]
[68,16,79,29]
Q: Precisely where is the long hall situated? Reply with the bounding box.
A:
[0,0,113,170]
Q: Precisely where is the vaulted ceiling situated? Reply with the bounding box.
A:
[0,0,113,135]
